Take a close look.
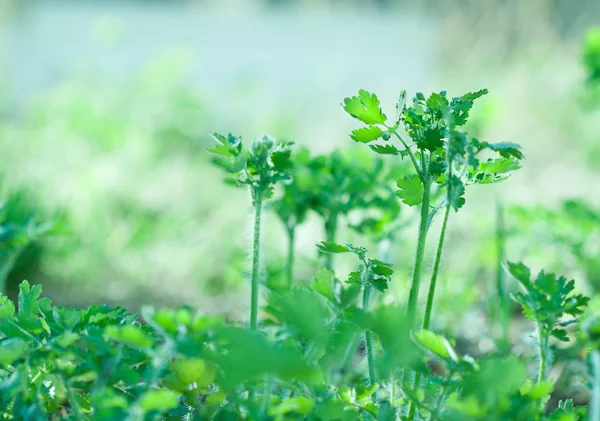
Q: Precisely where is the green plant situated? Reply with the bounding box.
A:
[584,27,600,83]
[208,132,292,329]
[317,241,394,391]
[342,88,523,419]
[508,262,589,383]
[510,200,600,291]
[0,186,55,294]
[0,85,596,421]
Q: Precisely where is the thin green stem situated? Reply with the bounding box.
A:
[363,281,376,391]
[406,178,431,328]
[423,204,450,330]
[390,129,422,181]
[429,370,454,421]
[496,201,510,352]
[390,373,396,406]
[537,325,548,383]
[261,374,274,416]
[285,226,295,287]
[590,350,600,421]
[250,193,264,331]
[324,213,338,271]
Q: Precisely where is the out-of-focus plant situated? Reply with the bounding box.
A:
[208,132,292,330]
[584,27,600,84]
[0,53,217,306]
[0,185,55,294]
[510,200,600,291]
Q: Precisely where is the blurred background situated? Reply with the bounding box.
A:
[0,0,599,337]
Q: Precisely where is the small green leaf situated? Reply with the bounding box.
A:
[350,126,385,143]
[0,338,29,366]
[317,241,351,254]
[105,325,152,349]
[412,330,457,362]
[268,396,315,416]
[394,90,407,124]
[485,141,524,159]
[139,390,180,412]
[311,268,337,303]
[369,144,401,155]
[343,89,387,125]
[171,358,216,387]
[0,295,15,319]
[396,175,423,206]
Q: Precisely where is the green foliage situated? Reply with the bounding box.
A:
[508,262,589,384]
[509,262,589,343]
[0,186,56,294]
[583,27,600,82]
[510,200,600,291]
[209,132,293,205]
[0,79,595,421]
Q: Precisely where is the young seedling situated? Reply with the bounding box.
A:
[508,262,589,383]
[318,241,393,394]
[208,132,292,330]
[343,88,523,420]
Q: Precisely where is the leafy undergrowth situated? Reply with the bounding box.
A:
[1,85,599,421]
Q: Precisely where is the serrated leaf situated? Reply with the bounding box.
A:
[448,176,466,211]
[0,296,15,319]
[485,141,524,159]
[343,89,387,125]
[369,144,400,155]
[317,241,351,254]
[350,126,385,143]
[396,175,423,206]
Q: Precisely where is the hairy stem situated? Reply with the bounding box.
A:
[324,213,338,270]
[537,325,548,383]
[250,193,264,331]
[429,370,454,421]
[390,129,422,181]
[423,204,450,330]
[591,350,600,421]
[363,280,376,391]
[408,205,452,420]
[496,201,510,352]
[286,226,295,287]
[406,177,431,328]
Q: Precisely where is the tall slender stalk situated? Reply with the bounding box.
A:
[423,204,450,330]
[496,202,510,352]
[250,193,264,331]
[361,260,376,400]
[324,213,338,270]
[590,350,600,421]
[406,177,431,328]
[285,227,295,286]
[537,325,548,383]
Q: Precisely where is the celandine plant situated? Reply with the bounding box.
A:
[0,87,597,421]
[342,88,524,419]
[208,132,292,330]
